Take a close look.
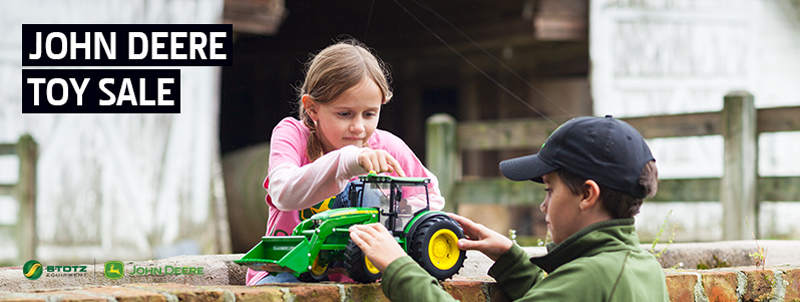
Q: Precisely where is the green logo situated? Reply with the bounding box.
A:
[23,260,43,280]
[104,261,124,279]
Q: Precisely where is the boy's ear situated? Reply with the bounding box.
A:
[302,95,318,121]
[579,179,601,211]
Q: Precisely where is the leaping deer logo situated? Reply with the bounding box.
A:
[104,261,124,279]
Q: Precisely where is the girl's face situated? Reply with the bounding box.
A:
[306,77,383,153]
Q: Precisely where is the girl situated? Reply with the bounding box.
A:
[246,39,445,285]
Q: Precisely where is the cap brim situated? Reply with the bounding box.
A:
[499,153,558,183]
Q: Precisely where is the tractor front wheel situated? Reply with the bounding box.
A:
[409,215,466,280]
[297,255,328,282]
[345,239,381,283]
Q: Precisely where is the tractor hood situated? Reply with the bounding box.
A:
[309,207,380,220]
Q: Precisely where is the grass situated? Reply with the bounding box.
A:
[650,210,678,259]
[746,216,767,269]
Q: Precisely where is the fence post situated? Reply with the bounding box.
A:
[16,134,37,261]
[426,114,459,213]
[720,91,758,240]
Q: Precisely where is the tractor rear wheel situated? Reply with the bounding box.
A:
[345,239,381,283]
[409,215,466,280]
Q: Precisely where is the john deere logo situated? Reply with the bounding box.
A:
[300,197,334,220]
[23,260,43,280]
[104,261,124,279]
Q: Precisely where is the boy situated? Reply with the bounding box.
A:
[349,116,670,301]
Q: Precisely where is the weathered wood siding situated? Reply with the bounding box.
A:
[0,0,230,265]
[590,0,800,241]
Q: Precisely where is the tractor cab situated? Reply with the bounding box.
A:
[350,172,430,235]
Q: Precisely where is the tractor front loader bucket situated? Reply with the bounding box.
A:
[235,236,311,276]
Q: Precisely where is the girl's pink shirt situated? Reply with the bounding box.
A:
[246,117,444,285]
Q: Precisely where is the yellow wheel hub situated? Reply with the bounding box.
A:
[428,229,460,270]
[365,256,380,274]
[310,256,327,276]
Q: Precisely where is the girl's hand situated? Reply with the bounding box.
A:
[358,149,406,177]
[448,213,513,261]
[349,223,407,271]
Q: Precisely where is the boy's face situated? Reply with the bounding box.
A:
[540,171,585,244]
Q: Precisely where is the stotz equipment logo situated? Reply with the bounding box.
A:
[104,261,124,279]
[23,260,43,280]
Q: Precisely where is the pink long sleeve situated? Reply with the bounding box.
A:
[268,145,368,211]
[247,117,445,285]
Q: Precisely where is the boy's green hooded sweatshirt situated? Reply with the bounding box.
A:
[381,219,669,301]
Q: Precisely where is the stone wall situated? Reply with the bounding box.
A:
[2,240,799,301]
[1,266,799,301]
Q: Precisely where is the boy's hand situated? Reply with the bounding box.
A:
[448,213,513,261]
[349,223,407,271]
[358,150,406,177]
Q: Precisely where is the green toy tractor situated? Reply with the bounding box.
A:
[235,172,467,283]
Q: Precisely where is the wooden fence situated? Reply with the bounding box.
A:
[0,135,37,264]
[426,91,800,240]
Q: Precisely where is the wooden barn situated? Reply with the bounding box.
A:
[220,0,800,251]
[2,0,799,265]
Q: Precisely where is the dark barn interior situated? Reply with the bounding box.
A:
[220,0,591,251]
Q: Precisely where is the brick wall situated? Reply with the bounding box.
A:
[666,266,800,302]
[3,266,799,302]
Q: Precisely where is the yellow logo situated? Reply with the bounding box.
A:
[300,196,334,220]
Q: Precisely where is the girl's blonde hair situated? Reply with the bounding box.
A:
[297,39,393,161]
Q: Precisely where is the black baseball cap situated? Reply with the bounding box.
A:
[499,115,655,199]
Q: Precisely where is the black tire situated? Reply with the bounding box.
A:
[409,215,466,280]
[345,239,381,283]
[297,271,328,282]
[297,255,329,282]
